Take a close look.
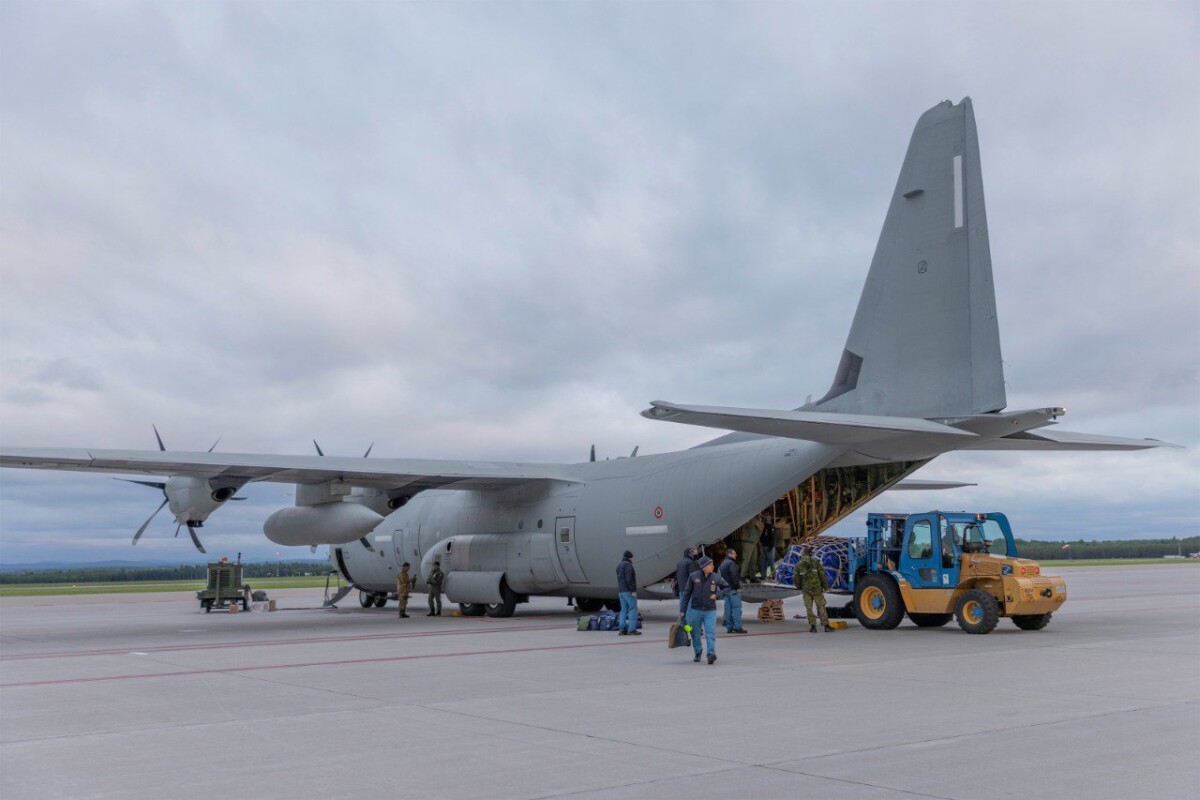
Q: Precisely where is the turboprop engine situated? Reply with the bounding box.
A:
[263,502,384,547]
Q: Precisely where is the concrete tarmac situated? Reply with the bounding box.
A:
[2,565,1197,799]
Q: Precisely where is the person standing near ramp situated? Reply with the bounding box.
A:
[720,549,747,634]
[396,562,412,619]
[794,553,831,632]
[426,560,444,616]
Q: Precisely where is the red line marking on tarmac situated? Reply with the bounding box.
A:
[0,623,568,661]
[0,630,800,688]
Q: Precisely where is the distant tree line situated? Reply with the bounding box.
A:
[1014,537,1199,560]
[0,561,332,585]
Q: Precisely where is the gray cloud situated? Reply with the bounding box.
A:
[1,1,1196,563]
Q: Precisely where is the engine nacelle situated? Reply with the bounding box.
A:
[263,503,384,547]
[165,476,233,525]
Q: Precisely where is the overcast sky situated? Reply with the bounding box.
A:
[1,1,1196,565]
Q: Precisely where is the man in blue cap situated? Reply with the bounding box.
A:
[679,555,729,664]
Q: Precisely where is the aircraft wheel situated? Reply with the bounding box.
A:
[485,586,519,618]
[854,575,904,630]
[907,612,952,627]
[955,590,1000,634]
[202,599,213,613]
[373,596,388,608]
[575,598,605,613]
[359,591,375,608]
[1011,613,1052,631]
[459,603,487,617]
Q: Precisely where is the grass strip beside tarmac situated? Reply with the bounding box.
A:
[0,576,332,597]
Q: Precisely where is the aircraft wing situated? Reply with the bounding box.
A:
[641,401,977,444]
[0,447,575,491]
[958,430,1178,451]
[891,479,976,490]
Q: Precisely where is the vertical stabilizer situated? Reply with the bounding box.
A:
[813,98,1006,419]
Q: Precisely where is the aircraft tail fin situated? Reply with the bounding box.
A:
[812,97,1006,419]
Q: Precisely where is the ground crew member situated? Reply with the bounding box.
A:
[759,514,777,578]
[719,549,747,634]
[426,560,444,616]
[396,562,412,619]
[674,547,697,602]
[680,555,728,664]
[794,553,832,632]
[616,550,641,635]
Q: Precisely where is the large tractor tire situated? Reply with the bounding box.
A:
[1012,613,1052,631]
[458,603,487,617]
[907,612,953,628]
[955,589,1000,634]
[854,574,905,630]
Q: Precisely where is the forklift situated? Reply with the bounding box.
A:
[833,512,1066,633]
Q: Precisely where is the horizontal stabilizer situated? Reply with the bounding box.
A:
[642,402,976,445]
[892,479,976,490]
[962,430,1179,451]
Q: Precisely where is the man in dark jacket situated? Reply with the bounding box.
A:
[674,547,697,605]
[719,549,747,634]
[680,555,728,664]
[759,514,777,579]
[615,551,641,636]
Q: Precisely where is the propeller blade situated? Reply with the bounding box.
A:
[153,425,166,452]
[630,446,639,458]
[313,440,324,457]
[589,444,596,462]
[230,497,247,501]
[132,498,169,545]
[116,478,167,491]
[208,435,223,453]
[187,526,207,554]
[362,443,374,458]
[174,523,182,539]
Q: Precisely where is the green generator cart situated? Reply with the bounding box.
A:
[197,560,249,612]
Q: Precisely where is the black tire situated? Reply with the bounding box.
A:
[459,603,487,617]
[1012,613,1052,631]
[576,598,605,613]
[908,612,953,628]
[359,591,375,609]
[202,599,213,613]
[373,596,388,608]
[854,574,904,630]
[485,585,519,618]
[955,589,1000,634]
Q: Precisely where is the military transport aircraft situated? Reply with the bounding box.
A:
[0,98,1171,617]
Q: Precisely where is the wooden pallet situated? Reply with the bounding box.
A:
[757,599,785,623]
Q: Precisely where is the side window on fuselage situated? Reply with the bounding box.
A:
[908,520,932,560]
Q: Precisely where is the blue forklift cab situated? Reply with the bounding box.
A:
[861,512,1017,591]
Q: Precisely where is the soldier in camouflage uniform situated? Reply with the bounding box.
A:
[426,560,444,616]
[396,562,412,619]
[794,554,832,632]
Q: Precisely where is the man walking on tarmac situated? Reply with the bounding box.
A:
[616,550,641,635]
[426,560,444,616]
[680,555,729,664]
[720,549,747,634]
[396,562,412,619]
[794,553,832,632]
[674,547,697,601]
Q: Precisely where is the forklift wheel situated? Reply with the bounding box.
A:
[955,590,1000,634]
[1011,613,1052,631]
[854,575,904,630]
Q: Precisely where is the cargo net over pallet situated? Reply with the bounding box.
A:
[774,538,853,592]
[711,459,926,581]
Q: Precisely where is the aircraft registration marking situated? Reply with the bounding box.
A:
[626,525,669,536]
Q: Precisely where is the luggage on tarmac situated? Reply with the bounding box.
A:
[668,620,691,649]
[577,615,592,631]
